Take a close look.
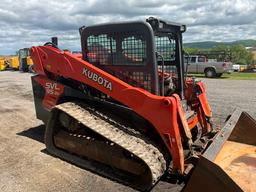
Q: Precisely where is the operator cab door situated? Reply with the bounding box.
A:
[147,17,186,98]
[80,22,159,95]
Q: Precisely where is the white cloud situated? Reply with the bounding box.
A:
[0,0,256,54]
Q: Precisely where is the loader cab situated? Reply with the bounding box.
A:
[80,17,186,98]
[18,48,30,72]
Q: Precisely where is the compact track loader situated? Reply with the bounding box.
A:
[31,17,256,191]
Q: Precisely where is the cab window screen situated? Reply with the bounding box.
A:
[155,36,176,61]
[155,35,177,77]
[87,34,116,65]
[121,35,146,65]
[86,33,146,66]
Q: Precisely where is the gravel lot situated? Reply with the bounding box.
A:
[0,71,255,192]
[203,78,256,127]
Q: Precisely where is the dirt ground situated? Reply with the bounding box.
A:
[0,71,255,192]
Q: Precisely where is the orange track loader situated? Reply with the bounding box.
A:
[30,17,256,191]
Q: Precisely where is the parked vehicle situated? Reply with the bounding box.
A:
[232,64,240,72]
[185,55,232,77]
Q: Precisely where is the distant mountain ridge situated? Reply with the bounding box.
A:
[184,39,256,49]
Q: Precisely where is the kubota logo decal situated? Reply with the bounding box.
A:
[82,68,112,91]
[45,82,61,95]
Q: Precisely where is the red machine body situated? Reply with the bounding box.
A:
[31,45,212,173]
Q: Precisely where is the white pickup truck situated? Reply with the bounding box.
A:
[185,55,233,77]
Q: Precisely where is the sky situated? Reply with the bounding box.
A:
[0,0,256,55]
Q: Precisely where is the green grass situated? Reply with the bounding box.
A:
[187,72,256,80]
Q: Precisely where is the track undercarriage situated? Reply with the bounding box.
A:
[45,102,167,191]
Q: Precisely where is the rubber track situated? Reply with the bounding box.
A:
[55,102,167,187]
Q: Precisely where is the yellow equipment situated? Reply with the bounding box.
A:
[8,56,19,70]
[27,56,33,66]
[0,58,7,71]
[3,49,34,72]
